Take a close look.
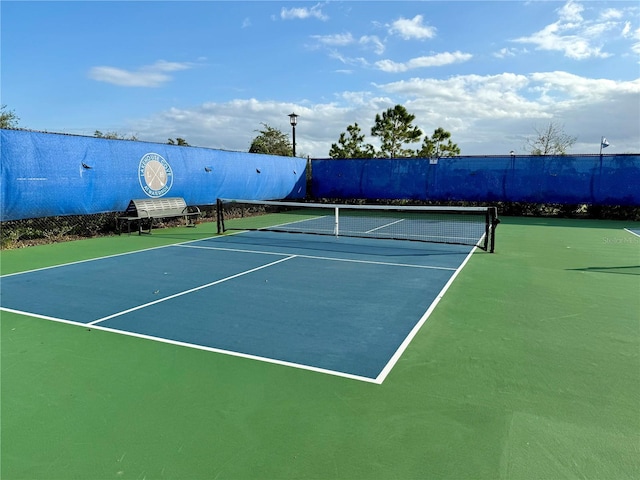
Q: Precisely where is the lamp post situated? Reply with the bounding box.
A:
[288,112,298,157]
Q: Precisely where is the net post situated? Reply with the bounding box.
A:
[483,209,490,251]
[216,198,224,234]
[334,206,339,237]
[489,207,499,253]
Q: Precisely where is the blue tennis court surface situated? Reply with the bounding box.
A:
[0,231,480,383]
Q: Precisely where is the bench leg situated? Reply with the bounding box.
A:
[139,218,153,235]
[117,219,132,235]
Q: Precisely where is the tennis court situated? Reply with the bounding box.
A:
[2,215,639,480]
[1,204,489,383]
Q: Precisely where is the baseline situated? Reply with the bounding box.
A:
[0,306,377,384]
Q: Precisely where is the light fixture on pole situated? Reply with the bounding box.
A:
[288,112,298,157]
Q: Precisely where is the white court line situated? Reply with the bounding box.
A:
[0,306,378,384]
[265,215,329,229]
[374,244,479,384]
[366,218,405,234]
[0,235,223,278]
[624,228,640,238]
[88,255,297,325]
[174,243,457,271]
[2,232,474,385]
[0,243,176,278]
[0,307,84,326]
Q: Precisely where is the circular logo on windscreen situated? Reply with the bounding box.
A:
[138,153,173,197]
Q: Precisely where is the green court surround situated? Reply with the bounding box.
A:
[2,217,639,479]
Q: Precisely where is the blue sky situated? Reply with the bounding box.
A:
[2,1,639,157]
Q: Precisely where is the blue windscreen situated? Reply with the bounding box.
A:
[1,129,307,221]
[311,155,640,206]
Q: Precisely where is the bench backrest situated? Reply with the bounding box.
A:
[124,197,187,217]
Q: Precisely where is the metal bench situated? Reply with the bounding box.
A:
[117,197,201,235]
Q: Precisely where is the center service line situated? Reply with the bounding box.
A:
[88,255,297,325]
[365,218,405,234]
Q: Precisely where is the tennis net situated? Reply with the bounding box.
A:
[216,199,499,252]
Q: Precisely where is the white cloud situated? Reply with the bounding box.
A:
[388,15,436,40]
[327,51,370,68]
[124,71,638,157]
[515,23,609,60]
[631,27,640,55]
[373,73,639,153]
[376,73,538,122]
[620,23,640,55]
[558,0,584,23]
[375,51,472,73]
[600,8,623,21]
[88,60,193,87]
[493,47,520,59]
[310,31,384,56]
[513,0,618,60]
[310,32,354,47]
[359,35,385,55]
[281,3,328,21]
[529,71,639,97]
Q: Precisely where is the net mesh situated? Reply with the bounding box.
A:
[217,199,499,252]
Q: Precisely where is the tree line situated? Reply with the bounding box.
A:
[249,104,461,159]
[2,104,576,157]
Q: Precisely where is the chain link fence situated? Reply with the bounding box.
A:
[0,205,220,249]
